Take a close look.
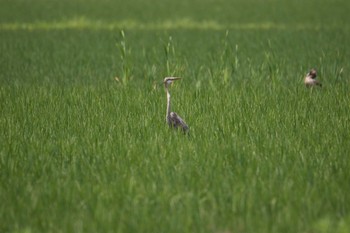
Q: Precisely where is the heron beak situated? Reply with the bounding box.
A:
[163,77,182,83]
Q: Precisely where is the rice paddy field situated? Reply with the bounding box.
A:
[1,0,350,232]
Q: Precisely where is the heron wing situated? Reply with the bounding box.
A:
[170,112,189,132]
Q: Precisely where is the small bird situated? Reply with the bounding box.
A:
[163,77,189,133]
[304,69,322,87]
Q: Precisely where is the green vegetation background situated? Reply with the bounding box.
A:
[1,0,349,233]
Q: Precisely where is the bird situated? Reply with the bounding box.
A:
[304,69,322,87]
[163,77,189,133]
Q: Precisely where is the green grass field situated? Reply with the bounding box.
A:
[1,0,350,232]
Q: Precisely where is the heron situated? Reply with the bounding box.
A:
[304,69,322,87]
[163,77,189,133]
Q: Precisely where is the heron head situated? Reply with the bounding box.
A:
[164,77,181,88]
[308,69,317,79]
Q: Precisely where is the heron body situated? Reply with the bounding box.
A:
[164,77,189,133]
[304,69,322,87]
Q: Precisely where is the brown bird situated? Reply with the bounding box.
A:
[163,77,189,133]
[304,69,322,87]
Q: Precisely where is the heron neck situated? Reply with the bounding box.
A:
[166,87,171,121]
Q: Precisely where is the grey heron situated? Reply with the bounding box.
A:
[163,77,189,133]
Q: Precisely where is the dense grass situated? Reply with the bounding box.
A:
[1,0,350,233]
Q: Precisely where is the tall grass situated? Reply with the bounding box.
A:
[1,0,350,233]
[1,78,349,233]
